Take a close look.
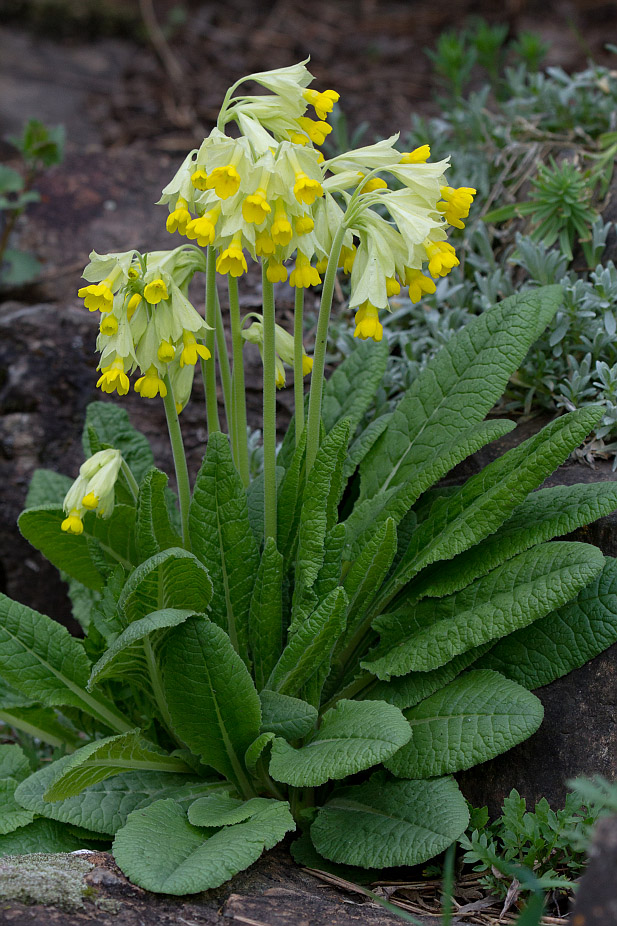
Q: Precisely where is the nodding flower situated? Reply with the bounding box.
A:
[61,448,123,533]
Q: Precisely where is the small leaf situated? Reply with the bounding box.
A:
[384,670,544,779]
[187,794,274,827]
[0,818,100,857]
[113,798,295,894]
[322,339,389,434]
[311,773,469,868]
[245,733,275,775]
[136,469,182,561]
[259,690,318,740]
[25,469,72,509]
[0,744,31,781]
[249,538,283,690]
[0,779,35,835]
[118,548,212,626]
[18,506,105,590]
[269,699,411,787]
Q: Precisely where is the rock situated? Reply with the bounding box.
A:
[571,815,617,926]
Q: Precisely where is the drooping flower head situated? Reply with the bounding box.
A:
[61,448,123,534]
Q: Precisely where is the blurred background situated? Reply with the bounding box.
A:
[1,0,617,625]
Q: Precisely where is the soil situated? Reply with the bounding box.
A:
[2,1,617,922]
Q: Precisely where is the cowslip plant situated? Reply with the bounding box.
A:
[1,63,617,897]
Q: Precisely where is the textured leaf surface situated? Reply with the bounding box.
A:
[187,794,274,827]
[189,432,258,661]
[25,469,72,509]
[0,744,31,781]
[276,431,306,561]
[359,286,562,500]
[245,733,275,775]
[118,549,212,626]
[311,773,469,868]
[417,483,617,598]
[44,731,192,801]
[341,518,397,653]
[15,759,221,835]
[113,798,294,894]
[269,699,411,787]
[365,542,604,679]
[259,690,318,740]
[0,818,102,857]
[322,339,389,434]
[0,778,35,834]
[385,670,544,779]
[88,607,197,688]
[386,407,602,595]
[0,592,129,730]
[163,616,261,787]
[343,414,392,481]
[266,588,348,697]
[249,538,283,690]
[136,469,182,561]
[83,401,154,483]
[0,705,81,749]
[18,507,105,590]
[479,557,617,689]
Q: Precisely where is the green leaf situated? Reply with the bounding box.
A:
[343,414,392,482]
[387,407,603,595]
[311,773,469,868]
[43,731,192,801]
[365,643,493,710]
[88,607,197,689]
[249,538,283,690]
[163,616,261,789]
[187,794,274,827]
[344,420,515,559]
[478,556,617,689]
[118,548,212,627]
[14,758,222,835]
[266,587,348,698]
[25,469,72,509]
[359,286,562,500]
[322,339,389,433]
[136,469,182,561]
[0,165,24,193]
[113,798,295,894]
[0,592,131,731]
[0,818,100,857]
[415,483,617,598]
[290,831,374,883]
[245,733,275,775]
[1,249,41,284]
[343,517,397,630]
[294,420,350,600]
[18,506,105,590]
[189,432,259,663]
[269,699,411,787]
[66,578,100,632]
[276,429,307,561]
[0,744,31,781]
[0,778,36,834]
[384,670,544,779]
[259,690,318,740]
[0,705,81,750]
[246,466,285,544]
[365,541,604,679]
[83,402,154,484]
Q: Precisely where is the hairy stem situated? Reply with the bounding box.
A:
[228,275,250,487]
[162,374,192,550]
[293,286,306,447]
[261,265,278,543]
[215,286,233,432]
[203,247,221,435]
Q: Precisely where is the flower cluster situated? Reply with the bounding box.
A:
[158,62,475,343]
[78,246,210,409]
[61,449,123,534]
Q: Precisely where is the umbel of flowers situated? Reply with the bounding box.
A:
[71,61,474,545]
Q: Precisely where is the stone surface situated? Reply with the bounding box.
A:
[571,815,617,926]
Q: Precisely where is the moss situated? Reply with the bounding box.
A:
[0,852,94,910]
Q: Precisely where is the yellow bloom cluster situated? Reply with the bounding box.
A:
[78,247,211,410]
[61,449,122,534]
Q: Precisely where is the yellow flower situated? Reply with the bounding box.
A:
[271,204,293,246]
[297,116,332,145]
[360,176,388,193]
[338,245,356,274]
[255,233,276,257]
[386,276,401,297]
[425,241,459,278]
[127,293,142,320]
[303,88,340,121]
[81,492,99,510]
[180,331,211,367]
[293,172,324,206]
[216,234,248,277]
[61,510,84,535]
[289,252,321,289]
[266,260,288,283]
[157,340,176,363]
[134,365,167,399]
[437,185,476,229]
[144,278,169,304]
[315,257,328,274]
[406,269,436,303]
[78,281,114,312]
[166,198,191,235]
[354,301,383,342]
[96,359,130,396]
[400,145,431,164]
[302,354,313,375]
[242,190,271,224]
[186,211,218,246]
[206,164,241,199]
[99,314,118,336]
[191,168,209,190]
[275,356,286,389]
[295,215,314,235]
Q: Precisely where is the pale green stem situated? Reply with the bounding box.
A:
[120,459,140,502]
[215,287,233,431]
[228,275,250,487]
[162,374,191,551]
[203,247,221,435]
[261,265,277,544]
[293,286,306,447]
[304,223,347,474]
